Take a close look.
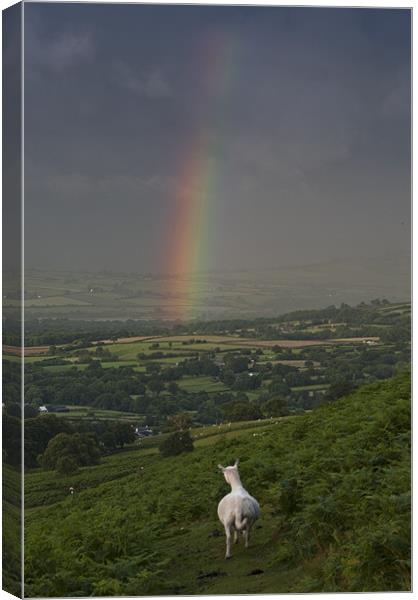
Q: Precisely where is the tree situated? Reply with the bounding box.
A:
[148,380,165,396]
[101,431,117,452]
[262,395,289,417]
[167,382,179,396]
[24,414,73,468]
[233,373,261,391]
[159,430,194,457]
[167,412,193,431]
[25,385,43,405]
[222,400,262,422]
[3,414,21,467]
[223,369,236,387]
[24,405,38,419]
[224,355,249,373]
[40,432,101,472]
[112,423,135,448]
[56,455,79,475]
[6,403,20,418]
[324,379,356,403]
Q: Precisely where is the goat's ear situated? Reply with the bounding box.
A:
[218,464,225,471]
[234,458,240,467]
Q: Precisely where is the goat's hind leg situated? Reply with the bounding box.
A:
[224,524,233,559]
[244,526,250,548]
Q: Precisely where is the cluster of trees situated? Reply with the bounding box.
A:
[24,413,136,469]
[25,363,147,412]
[3,413,21,467]
[25,414,73,468]
[40,432,101,474]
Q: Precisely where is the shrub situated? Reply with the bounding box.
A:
[159,431,194,457]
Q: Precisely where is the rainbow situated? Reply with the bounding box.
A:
[166,33,239,321]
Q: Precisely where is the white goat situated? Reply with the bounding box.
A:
[217,459,260,559]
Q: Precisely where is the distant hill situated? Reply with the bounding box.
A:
[13,255,411,321]
[25,372,410,595]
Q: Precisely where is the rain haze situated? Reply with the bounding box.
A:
[21,4,411,318]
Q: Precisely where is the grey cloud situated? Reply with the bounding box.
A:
[44,172,171,204]
[28,31,95,71]
[112,61,171,98]
[22,5,411,274]
[380,68,411,118]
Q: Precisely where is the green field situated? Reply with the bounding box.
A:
[291,383,330,392]
[178,376,229,393]
[45,406,142,421]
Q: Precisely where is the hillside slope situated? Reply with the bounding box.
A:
[25,372,411,596]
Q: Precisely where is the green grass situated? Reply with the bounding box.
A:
[42,364,89,372]
[24,373,410,596]
[2,355,49,364]
[3,466,22,597]
[39,360,146,373]
[136,418,286,452]
[45,406,141,421]
[98,360,139,369]
[2,354,21,362]
[291,383,330,392]
[177,376,229,393]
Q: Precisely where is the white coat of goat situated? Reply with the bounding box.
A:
[217,459,260,559]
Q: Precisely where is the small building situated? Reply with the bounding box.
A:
[135,426,153,438]
[38,406,48,413]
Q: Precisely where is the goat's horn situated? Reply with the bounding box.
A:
[234,458,240,466]
[218,464,225,470]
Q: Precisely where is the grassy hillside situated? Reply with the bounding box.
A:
[3,465,22,597]
[25,372,410,596]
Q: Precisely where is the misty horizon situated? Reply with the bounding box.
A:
[24,251,411,279]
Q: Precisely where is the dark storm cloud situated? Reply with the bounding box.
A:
[23,4,411,273]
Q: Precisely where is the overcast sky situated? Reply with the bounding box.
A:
[23,4,411,274]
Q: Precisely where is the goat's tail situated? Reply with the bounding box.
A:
[235,513,248,531]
